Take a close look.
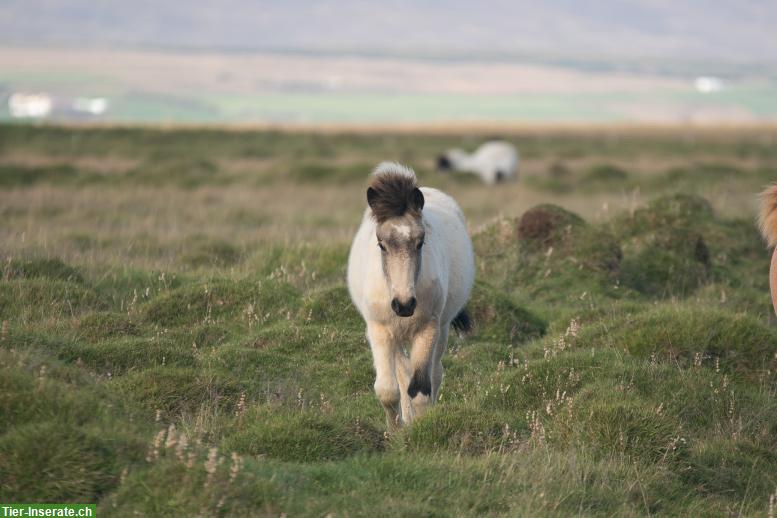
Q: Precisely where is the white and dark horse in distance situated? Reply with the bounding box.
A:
[347,162,475,429]
[437,140,519,185]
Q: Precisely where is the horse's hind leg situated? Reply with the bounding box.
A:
[367,322,401,431]
[431,326,449,403]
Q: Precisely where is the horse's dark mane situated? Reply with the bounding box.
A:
[367,170,423,223]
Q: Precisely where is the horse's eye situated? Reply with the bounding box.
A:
[378,242,386,252]
[417,240,424,250]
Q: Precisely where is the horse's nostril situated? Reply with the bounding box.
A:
[408,297,417,311]
[391,298,400,313]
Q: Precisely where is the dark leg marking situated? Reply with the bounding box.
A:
[408,368,432,398]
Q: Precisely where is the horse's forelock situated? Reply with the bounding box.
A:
[367,171,423,223]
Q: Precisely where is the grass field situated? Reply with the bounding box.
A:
[2,123,777,515]
[4,89,777,124]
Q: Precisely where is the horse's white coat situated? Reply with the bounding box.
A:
[347,163,475,427]
[440,140,519,185]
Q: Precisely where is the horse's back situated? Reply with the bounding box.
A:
[474,141,519,181]
[420,187,465,223]
[475,141,518,164]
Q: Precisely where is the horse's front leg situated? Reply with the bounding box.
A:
[366,322,401,431]
[394,347,414,423]
[407,320,439,420]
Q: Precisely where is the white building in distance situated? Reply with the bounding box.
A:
[73,97,108,115]
[8,93,53,118]
[694,76,724,93]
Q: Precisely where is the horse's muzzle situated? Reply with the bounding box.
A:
[391,297,416,317]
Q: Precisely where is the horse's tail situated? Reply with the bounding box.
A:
[760,184,777,247]
[451,308,473,336]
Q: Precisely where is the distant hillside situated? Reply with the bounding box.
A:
[1,0,776,63]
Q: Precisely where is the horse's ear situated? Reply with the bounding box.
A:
[367,187,379,210]
[411,188,424,212]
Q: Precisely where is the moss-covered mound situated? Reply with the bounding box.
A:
[613,193,766,298]
[109,366,240,418]
[467,281,546,343]
[180,238,243,268]
[143,278,300,327]
[619,227,711,296]
[76,312,139,341]
[475,204,623,303]
[615,193,715,238]
[0,348,145,503]
[395,403,526,454]
[576,304,777,373]
[474,194,766,305]
[0,279,102,321]
[221,407,384,462]
[515,204,586,248]
[3,257,84,283]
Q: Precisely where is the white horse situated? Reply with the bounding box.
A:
[437,140,519,185]
[347,162,475,429]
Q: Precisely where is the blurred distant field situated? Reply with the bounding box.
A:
[2,48,777,123]
[2,123,777,515]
